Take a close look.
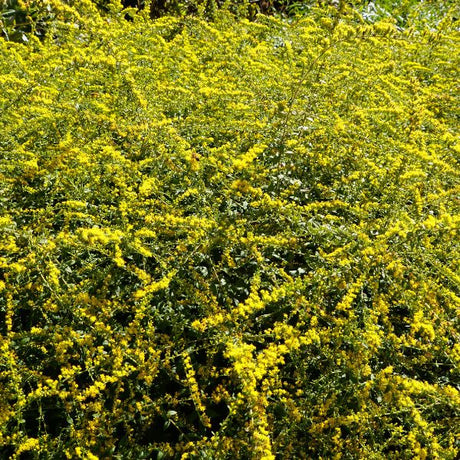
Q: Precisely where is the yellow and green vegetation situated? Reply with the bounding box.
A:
[0,1,459,458]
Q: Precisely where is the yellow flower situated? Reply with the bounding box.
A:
[16,438,39,455]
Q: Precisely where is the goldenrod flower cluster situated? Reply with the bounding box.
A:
[0,1,459,458]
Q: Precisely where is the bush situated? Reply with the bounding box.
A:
[2,1,457,44]
[0,2,459,459]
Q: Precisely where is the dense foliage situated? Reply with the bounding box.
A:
[0,1,459,459]
[1,0,458,42]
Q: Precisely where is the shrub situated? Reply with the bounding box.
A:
[2,1,457,43]
[0,2,459,459]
